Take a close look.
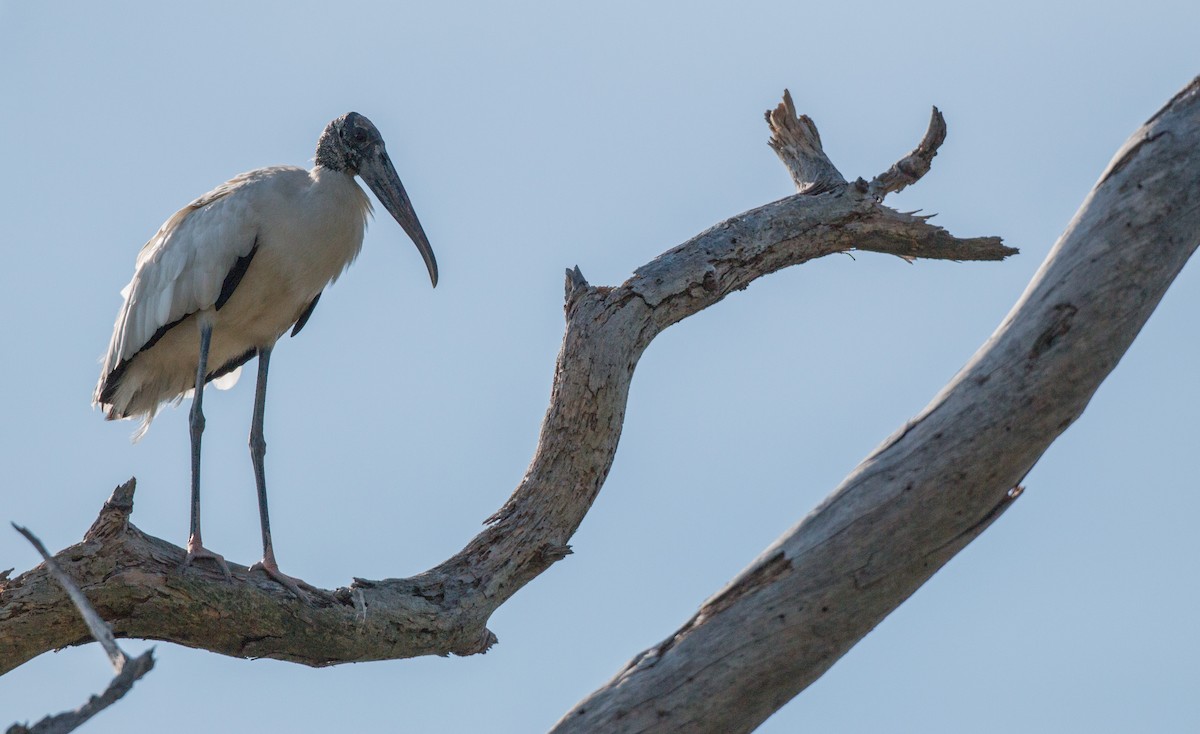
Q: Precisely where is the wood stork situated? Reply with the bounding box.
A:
[94,112,437,598]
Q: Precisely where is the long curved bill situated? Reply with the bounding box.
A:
[359,147,439,287]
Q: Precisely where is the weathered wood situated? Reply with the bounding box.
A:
[551,78,1200,733]
[766,89,847,194]
[8,518,155,734]
[868,106,947,199]
[0,92,1011,676]
[10,523,127,672]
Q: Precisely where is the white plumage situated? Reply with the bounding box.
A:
[93,112,437,597]
[96,166,370,435]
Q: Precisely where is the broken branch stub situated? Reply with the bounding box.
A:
[766,89,847,194]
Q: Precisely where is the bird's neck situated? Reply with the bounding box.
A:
[307,166,372,221]
[314,126,354,174]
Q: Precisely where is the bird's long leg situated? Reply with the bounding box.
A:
[247,346,311,601]
[184,321,231,579]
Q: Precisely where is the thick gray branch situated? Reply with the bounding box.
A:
[550,77,1200,734]
[0,94,1009,686]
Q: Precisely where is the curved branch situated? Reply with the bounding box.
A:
[0,93,1011,675]
[551,77,1200,733]
[868,105,947,199]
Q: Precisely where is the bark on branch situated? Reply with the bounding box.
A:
[2,91,1014,703]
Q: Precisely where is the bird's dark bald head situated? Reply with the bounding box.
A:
[315,112,384,174]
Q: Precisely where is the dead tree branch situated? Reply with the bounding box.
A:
[766,89,847,194]
[868,105,947,199]
[550,78,1200,733]
[7,522,154,734]
[1,91,1014,699]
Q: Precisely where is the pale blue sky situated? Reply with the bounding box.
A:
[2,2,1198,731]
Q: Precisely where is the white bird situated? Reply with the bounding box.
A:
[94,112,438,598]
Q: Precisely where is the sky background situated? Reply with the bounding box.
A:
[1,2,1198,732]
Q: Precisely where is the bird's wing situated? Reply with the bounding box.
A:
[97,169,273,394]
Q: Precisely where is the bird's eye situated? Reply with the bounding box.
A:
[352,128,368,144]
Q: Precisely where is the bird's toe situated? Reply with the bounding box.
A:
[251,559,324,604]
[182,543,232,581]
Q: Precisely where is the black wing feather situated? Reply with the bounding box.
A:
[291,292,322,337]
[215,238,259,310]
[100,237,259,406]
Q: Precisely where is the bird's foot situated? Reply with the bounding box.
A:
[182,540,232,581]
[251,557,320,603]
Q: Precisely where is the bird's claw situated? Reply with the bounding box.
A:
[251,559,320,603]
[182,544,232,581]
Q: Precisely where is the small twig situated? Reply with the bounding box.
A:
[868,106,948,199]
[11,524,125,672]
[8,524,155,734]
[7,652,156,734]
